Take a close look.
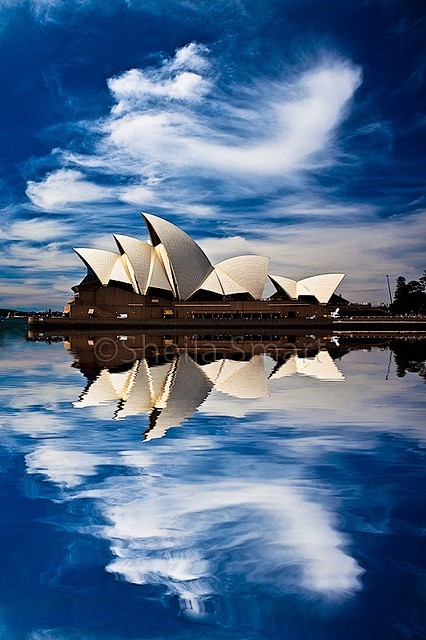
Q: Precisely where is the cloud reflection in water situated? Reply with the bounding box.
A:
[1,330,424,637]
[24,336,359,622]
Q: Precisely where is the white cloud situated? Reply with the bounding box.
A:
[5,241,79,270]
[1,343,424,622]
[109,69,211,114]
[8,413,71,436]
[101,59,361,181]
[32,47,362,212]
[26,169,113,211]
[108,43,212,115]
[119,184,160,206]
[169,41,210,72]
[0,276,75,308]
[0,218,70,242]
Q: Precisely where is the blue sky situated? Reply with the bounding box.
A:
[0,0,424,309]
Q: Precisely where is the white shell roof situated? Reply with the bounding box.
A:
[270,273,345,303]
[109,256,133,287]
[269,275,298,299]
[114,235,152,294]
[120,253,139,293]
[299,274,345,304]
[197,269,225,296]
[74,214,344,303]
[215,255,269,299]
[73,248,125,286]
[142,212,213,300]
[152,245,175,293]
[113,234,175,294]
[214,267,248,295]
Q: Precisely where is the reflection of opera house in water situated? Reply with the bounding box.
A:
[67,333,345,441]
[65,212,345,323]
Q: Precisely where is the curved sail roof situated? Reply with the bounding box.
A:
[215,255,269,299]
[196,269,225,296]
[114,235,173,294]
[73,214,345,303]
[270,273,345,303]
[109,255,134,287]
[269,275,298,300]
[214,267,248,296]
[299,274,345,304]
[142,212,213,300]
[114,235,152,294]
[195,264,253,297]
[73,248,130,287]
[152,244,175,294]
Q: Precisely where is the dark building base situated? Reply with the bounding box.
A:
[28,315,426,333]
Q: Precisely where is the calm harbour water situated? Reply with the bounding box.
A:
[0,321,425,640]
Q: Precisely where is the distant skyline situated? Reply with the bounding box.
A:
[0,0,424,309]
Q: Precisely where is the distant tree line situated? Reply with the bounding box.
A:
[0,308,31,317]
[0,309,62,318]
[391,271,426,315]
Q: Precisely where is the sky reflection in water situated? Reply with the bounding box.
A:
[0,323,425,640]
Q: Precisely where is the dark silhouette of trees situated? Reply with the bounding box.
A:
[391,271,426,314]
[390,338,426,382]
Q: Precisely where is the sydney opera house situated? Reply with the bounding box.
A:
[65,213,345,323]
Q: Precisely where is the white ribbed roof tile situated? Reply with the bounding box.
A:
[197,269,225,296]
[109,256,134,288]
[114,235,153,294]
[299,274,345,303]
[152,244,175,293]
[270,273,345,303]
[216,255,269,299]
[143,212,213,300]
[76,214,345,305]
[73,248,120,286]
[269,275,298,299]
[215,267,248,295]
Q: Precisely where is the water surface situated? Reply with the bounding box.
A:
[0,322,425,639]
